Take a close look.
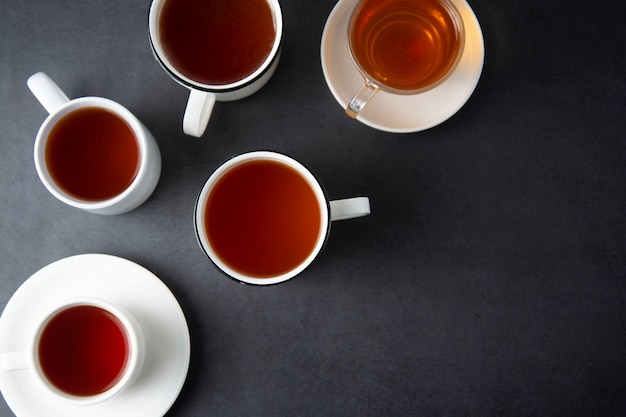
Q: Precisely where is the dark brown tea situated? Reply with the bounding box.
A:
[159,0,276,85]
[349,0,464,91]
[204,160,322,278]
[45,106,140,201]
[38,305,130,397]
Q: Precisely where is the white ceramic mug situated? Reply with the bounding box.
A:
[28,72,161,215]
[194,151,371,285]
[0,297,145,406]
[148,0,283,137]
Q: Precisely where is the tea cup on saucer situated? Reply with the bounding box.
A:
[0,297,144,406]
[344,0,465,118]
[321,0,485,132]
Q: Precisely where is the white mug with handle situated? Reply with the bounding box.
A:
[148,0,284,137]
[28,72,161,215]
[194,151,371,285]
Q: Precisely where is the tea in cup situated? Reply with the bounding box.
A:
[345,0,465,117]
[0,297,145,406]
[194,151,371,285]
[28,72,162,215]
[148,0,283,137]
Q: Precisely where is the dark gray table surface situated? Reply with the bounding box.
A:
[1,0,625,416]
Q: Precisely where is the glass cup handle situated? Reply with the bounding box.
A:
[0,351,29,372]
[329,197,371,221]
[345,80,379,118]
[183,89,216,137]
[27,72,71,115]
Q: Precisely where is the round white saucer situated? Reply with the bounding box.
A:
[0,254,191,417]
[321,0,485,133]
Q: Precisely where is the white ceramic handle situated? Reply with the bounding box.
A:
[183,89,216,137]
[0,351,29,372]
[345,80,379,118]
[27,72,70,115]
[329,197,370,221]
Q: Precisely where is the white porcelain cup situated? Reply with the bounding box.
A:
[0,297,145,406]
[194,151,371,285]
[148,0,283,137]
[28,72,161,215]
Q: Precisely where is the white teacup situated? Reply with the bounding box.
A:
[148,0,283,137]
[28,72,162,215]
[0,297,145,406]
[195,151,371,285]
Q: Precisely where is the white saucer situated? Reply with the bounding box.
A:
[0,254,191,417]
[321,0,485,133]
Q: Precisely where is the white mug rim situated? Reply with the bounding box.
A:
[34,97,150,211]
[194,151,331,285]
[30,297,143,405]
[148,0,284,93]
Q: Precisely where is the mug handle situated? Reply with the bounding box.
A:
[183,89,216,137]
[345,80,379,118]
[0,351,29,372]
[27,72,70,115]
[329,197,370,221]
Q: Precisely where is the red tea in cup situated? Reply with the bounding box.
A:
[204,159,323,278]
[195,151,370,285]
[158,0,277,85]
[45,106,140,202]
[37,305,130,397]
[149,0,283,136]
[349,0,464,92]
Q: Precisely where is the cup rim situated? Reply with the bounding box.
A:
[30,297,144,406]
[33,97,150,211]
[194,151,331,285]
[148,0,284,93]
[347,0,466,95]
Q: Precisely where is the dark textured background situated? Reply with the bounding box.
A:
[1,0,625,416]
